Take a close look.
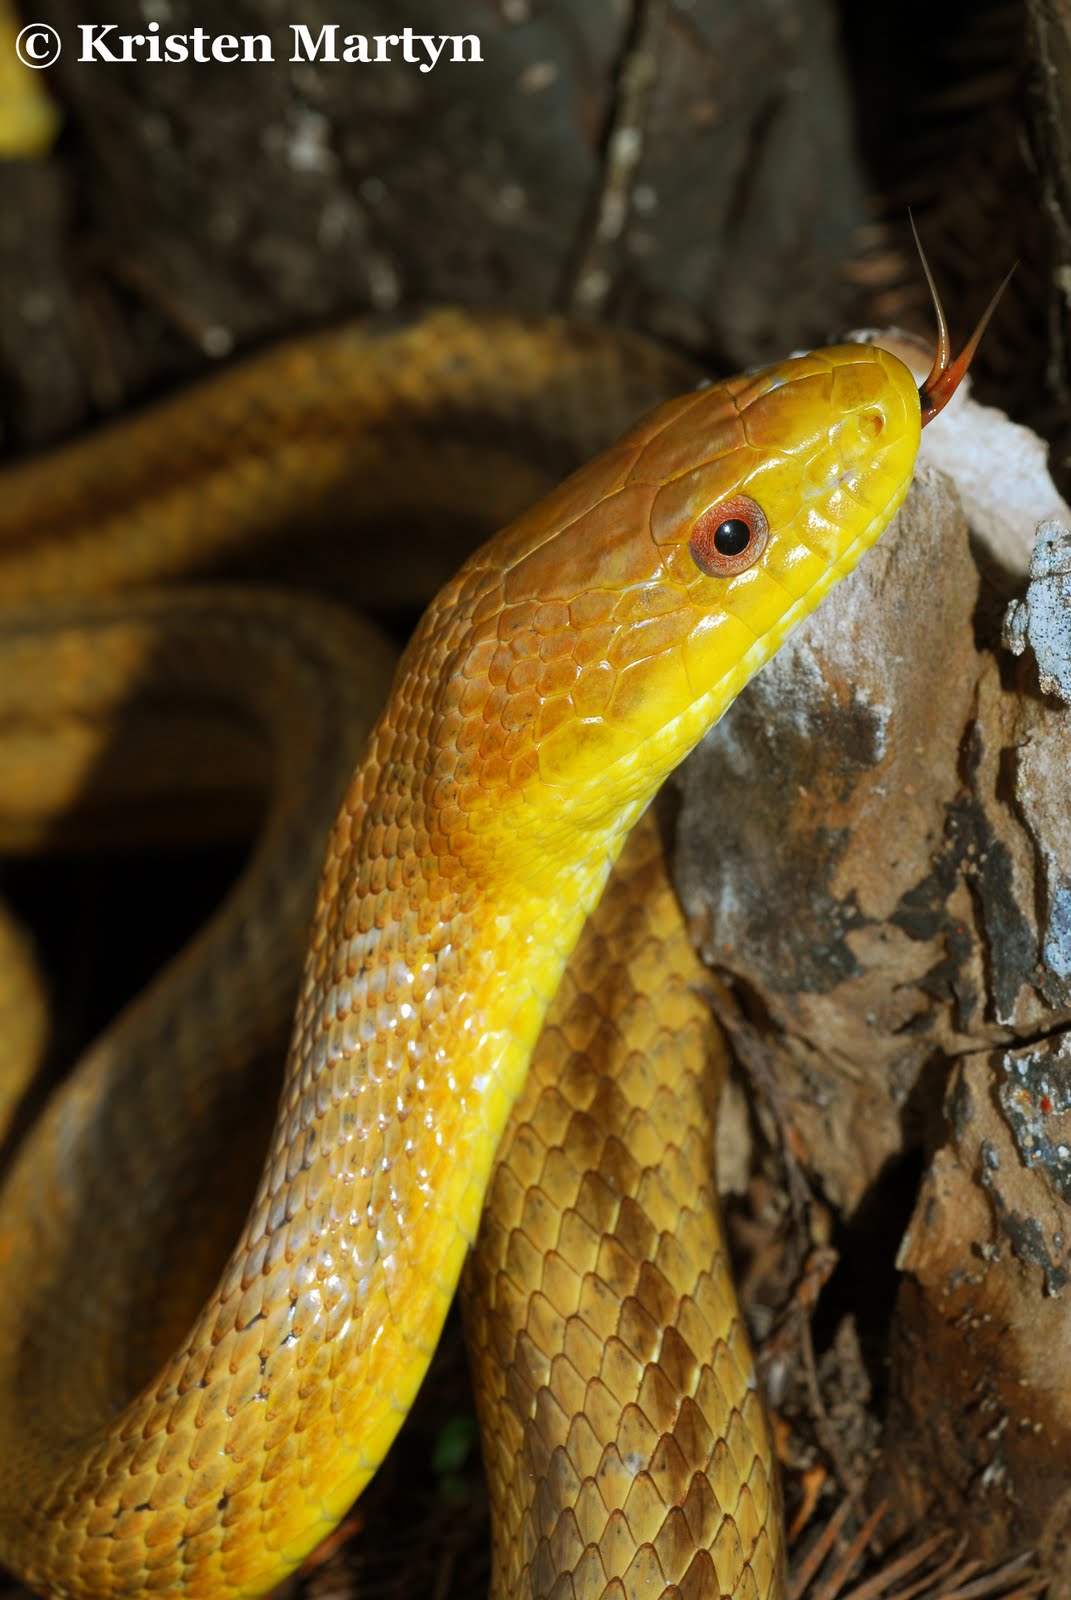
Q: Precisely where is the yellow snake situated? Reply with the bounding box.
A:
[0,288,987,1600]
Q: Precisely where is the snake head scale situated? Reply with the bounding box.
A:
[390,238,1008,906]
[401,344,923,896]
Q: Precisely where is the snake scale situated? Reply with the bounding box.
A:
[0,298,981,1600]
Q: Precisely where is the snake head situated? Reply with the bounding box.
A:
[400,246,1009,892]
[406,342,924,891]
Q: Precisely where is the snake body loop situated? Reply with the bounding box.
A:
[0,315,923,1600]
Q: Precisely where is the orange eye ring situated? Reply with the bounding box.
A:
[689,494,769,577]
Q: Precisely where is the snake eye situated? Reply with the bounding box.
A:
[688,494,769,577]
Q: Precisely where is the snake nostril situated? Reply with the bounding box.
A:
[860,409,885,439]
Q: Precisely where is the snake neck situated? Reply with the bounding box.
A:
[0,730,629,1597]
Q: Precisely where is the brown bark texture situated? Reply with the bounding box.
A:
[673,354,1071,1581]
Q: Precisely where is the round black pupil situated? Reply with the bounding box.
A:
[713,517,751,556]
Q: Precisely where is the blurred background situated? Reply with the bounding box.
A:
[0,0,1065,477]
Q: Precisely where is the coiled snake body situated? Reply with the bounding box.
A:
[0,307,966,1600]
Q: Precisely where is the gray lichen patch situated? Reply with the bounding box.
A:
[1004,521,1071,703]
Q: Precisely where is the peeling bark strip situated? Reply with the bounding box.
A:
[881,1040,1071,1572]
[75,24,482,70]
[1025,0,1071,406]
[675,475,990,1214]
